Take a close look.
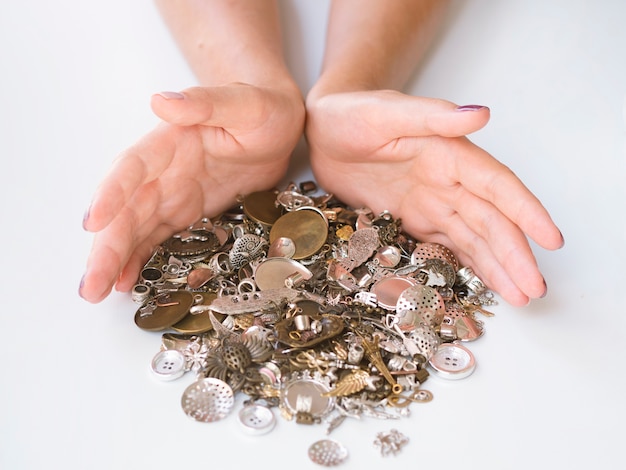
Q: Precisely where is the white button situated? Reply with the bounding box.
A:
[238,404,276,435]
[428,342,476,380]
[150,349,186,381]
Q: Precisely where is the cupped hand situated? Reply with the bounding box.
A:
[80,83,305,303]
[305,90,563,306]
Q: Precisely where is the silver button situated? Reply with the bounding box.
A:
[150,349,186,381]
[238,404,276,435]
[428,342,476,380]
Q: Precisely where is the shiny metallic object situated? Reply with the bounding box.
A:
[308,439,348,466]
[181,378,234,422]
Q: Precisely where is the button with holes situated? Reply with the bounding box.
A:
[427,342,476,380]
[238,403,276,435]
[150,349,186,381]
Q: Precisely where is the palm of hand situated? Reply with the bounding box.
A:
[306,91,560,305]
[81,84,304,302]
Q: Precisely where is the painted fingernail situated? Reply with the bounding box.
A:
[456,104,488,112]
[78,274,86,298]
[157,91,185,100]
[82,206,91,230]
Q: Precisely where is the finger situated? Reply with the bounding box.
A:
[80,181,164,302]
[450,138,564,251]
[83,124,179,233]
[151,84,274,130]
[360,92,491,139]
[433,214,532,306]
[450,186,548,299]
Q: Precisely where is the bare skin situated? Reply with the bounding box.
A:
[80,0,563,306]
[305,0,563,306]
[80,1,304,303]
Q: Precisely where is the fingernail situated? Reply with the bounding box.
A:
[558,230,565,248]
[157,91,185,100]
[456,104,488,112]
[540,280,548,298]
[78,274,86,298]
[82,205,91,230]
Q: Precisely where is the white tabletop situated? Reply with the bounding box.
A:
[1,1,624,469]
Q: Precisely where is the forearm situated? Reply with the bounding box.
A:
[310,0,449,97]
[155,0,296,90]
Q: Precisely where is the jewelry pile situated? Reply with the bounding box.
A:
[131,182,496,466]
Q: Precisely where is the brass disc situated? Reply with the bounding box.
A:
[269,210,328,260]
[134,291,194,331]
[243,190,283,226]
[171,292,225,334]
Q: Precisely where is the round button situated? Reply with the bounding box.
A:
[238,404,276,435]
[428,342,476,380]
[150,349,186,381]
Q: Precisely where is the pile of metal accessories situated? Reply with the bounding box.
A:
[131,181,496,465]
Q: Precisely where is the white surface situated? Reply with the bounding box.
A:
[1,1,625,469]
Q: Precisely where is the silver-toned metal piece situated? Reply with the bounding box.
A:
[206,287,301,315]
[411,242,459,271]
[150,349,186,381]
[308,439,348,467]
[181,378,234,422]
[229,233,268,269]
[456,266,487,295]
[131,283,151,304]
[254,257,312,291]
[373,429,409,456]
[373,245,402,268]
[428,342,476,380]
[370,275,417,310]
[238,403,276,435]
[395,284,445,328]
[420,258,456,287]
[281,376,335,420]
[267,236,296,258]
[139,266,163,286]
[276,189,314,211]
[338,227,380,272]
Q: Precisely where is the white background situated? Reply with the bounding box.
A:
[1,1,625,469]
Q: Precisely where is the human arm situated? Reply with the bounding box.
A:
[305,0,564,306]
[80,0,304,303]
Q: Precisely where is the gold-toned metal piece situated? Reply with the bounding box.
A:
[134,291,194,331]
[269,210,328,260]
[358,334,402,395]
[171,292,225,334]
[242,190,283,226]
[322,369,372,397]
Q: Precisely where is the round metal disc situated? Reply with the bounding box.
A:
[181,378,234,422]
[254,257,313,290]
[281,378,334,418]
[171,292,225,334]
[410,242,459,271]
[395,284,445,327]
[243,190,283,226]
[370,275,416,310]
[269,210,328,260]
[308,440,348,467]
[134,291,194,331]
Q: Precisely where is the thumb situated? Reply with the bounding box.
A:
[150,84,266,129]
[371,94,491,138]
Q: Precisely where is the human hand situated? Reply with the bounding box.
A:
[80,83,305,303]
[305,90,563,306]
